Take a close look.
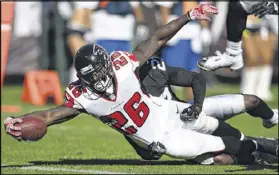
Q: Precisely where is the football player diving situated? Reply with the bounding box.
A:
[125,56,278,165]
[4,4,278,165]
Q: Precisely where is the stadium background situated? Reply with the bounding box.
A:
[1,1,278,174]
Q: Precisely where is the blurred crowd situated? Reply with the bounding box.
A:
[5,1,278,101]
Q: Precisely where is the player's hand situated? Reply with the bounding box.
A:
[187,4,219,21]
[4,117,22,141]
[148,141,166,155]
[251,1,278,18]
[180,105,202,122]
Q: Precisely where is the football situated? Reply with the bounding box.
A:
[15,116,47,141]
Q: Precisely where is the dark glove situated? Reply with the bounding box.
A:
[180,105,202,122]
[251,1,278,18]
[148,141,166,158]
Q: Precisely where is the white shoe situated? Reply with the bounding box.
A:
[198,50,244,71]
[263,109,278,128]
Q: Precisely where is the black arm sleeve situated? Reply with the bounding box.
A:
[167,66,206,108]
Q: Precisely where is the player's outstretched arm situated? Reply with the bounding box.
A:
[4,106,81,141]
[132,4,218,66]
[167,67,206,110]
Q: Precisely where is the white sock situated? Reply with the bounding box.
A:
[240,67,260,95]
[69,66,78,83]
[240,133,245,141]
[267,110,278,123]
[225,40,243,55]
[255,65,273,101]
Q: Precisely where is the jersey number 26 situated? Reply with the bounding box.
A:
[99,92,150,135]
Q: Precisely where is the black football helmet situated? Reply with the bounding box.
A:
[75,43,114,93]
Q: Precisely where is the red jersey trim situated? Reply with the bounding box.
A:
[129,53,138,62]
[63,92,75,108]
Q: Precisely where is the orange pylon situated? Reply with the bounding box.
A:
[22,70,63,106]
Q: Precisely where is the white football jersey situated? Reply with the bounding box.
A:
[63,51,185,147]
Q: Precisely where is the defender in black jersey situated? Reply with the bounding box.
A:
[125,56,278,164]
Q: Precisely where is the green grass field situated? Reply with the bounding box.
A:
[1,84,278,174]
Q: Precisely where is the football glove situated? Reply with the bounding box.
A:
[251,1,279,18]
[187,4,219,21]
[180,105,202,122]
[148,141,166,156]
[4,116,22,141]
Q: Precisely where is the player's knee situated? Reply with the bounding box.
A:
[213,154,235,165]
[221,136,242,155]
[184,113,218,135]
[243,94,260,111]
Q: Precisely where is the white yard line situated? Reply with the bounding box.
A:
[2,165,133,174]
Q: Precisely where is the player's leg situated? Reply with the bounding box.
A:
[180,93,277,142]
[245,95,278,128]
[202,94,246,120]
[212,138,279,165]
[184,116,278,164]
[198,1,247,71]
[168,100,243,150]
[161,128,270,165]
[202,94,278,128]
[192,141,279,165]
[167,100,278,164]
[125,120,255,163]
[198,1,268,72]
[255,27,276,101]
[240,24,261,96]
[162,128,225,159]
[181,110,245,141]
[198,1,276,71]
[169,99,278,154]
[173,100,245,140]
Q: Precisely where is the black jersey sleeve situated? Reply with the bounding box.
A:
[135,57,170,97]
[167,66,206,108]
